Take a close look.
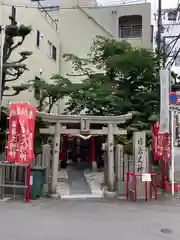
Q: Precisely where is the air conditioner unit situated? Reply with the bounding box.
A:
[168,11,177,21]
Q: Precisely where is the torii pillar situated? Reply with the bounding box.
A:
[107,123,115,193]
[51,120,61,196]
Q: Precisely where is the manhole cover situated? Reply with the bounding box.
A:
[160,228,172,234]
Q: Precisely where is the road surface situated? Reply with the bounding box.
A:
[0,198,180,239]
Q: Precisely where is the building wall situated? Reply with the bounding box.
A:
[0,0,60,107]
[57,2,151,111]
[58,2,151,78]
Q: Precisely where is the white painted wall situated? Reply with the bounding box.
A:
[0,0,60,107]
[58,2,151,78]
[57,1,152,111]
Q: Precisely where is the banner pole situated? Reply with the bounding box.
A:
[26,165,31,202]
[171,110,175,196]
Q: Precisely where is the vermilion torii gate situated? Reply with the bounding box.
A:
[38,112,132,196]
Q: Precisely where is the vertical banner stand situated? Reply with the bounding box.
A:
[7,101,35,202]
[161,153,165,190]
[171,110,175,197]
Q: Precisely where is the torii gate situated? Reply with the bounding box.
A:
[37,112,132,195]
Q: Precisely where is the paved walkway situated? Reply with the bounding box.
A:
[57,166,104,199]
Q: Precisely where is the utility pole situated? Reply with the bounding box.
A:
[0,25,5,122]
[157,0,162,58]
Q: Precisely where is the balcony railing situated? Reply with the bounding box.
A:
[31,1,58,31]
[119,24,142,38]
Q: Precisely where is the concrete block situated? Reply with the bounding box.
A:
[92,161,97,172]
[116,181,126,196]
[104,190,117,198]
[50,193,60,199]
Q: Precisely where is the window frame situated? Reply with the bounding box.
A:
[36,30,40,47]
[52,45,57,61]
[47,41,57,61]
[47,40,52,57]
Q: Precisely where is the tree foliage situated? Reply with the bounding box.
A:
[29,74,72,113]
[65,36,159,119]
[63,36,160,151]
[0,16,32,98]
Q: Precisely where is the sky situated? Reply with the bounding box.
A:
[42,0,179,10]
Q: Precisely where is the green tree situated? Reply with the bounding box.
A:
[64,36,159,152]
[0,16,32,98]
[65,36,159,119]
[30,74,72,113]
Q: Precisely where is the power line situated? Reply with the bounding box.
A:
[0,1,147,10]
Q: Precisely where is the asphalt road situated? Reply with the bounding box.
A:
[0,198,180,240]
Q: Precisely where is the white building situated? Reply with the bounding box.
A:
[44,0,152,110]
[0,0,60,107]
[0,0,152,112]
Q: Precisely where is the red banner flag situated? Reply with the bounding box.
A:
[165,134,171,165]
[152,121,159,160]
[157,133,165,160]
[6,104,19,162]
[16,104,29,164]
[27,105,36,162]
[6,103,36,165]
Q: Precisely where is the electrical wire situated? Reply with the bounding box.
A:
[0,0,147,10]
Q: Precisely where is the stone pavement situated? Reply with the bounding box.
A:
[57,168,104,199]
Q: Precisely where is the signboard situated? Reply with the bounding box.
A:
[169,91,180,110]
[142,173,151,182]
[80,118,90,133]
[160,69,169,133]
[133,132,146,173]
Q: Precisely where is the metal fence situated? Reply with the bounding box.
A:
[0,144,51,200]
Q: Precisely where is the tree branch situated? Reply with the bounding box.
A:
[5,76,19,82]
[6,55,27,65]
[67,73,86,77]
[3,93,18,97]
[6,37,25,60]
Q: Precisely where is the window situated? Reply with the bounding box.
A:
[34,76,40,99]
[47,41,52,57]
[52,45,56,60]
[47,41,57,61]
[120,24,142,38]
[11,6,16,22]
[36,30,40,47]
[119,15,142,38]
[151,25,154,43]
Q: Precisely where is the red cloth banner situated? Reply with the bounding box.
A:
[165,134,171,165]
[27,105,36,162]
[157,133,164,160]
[6,104,19,162]
[6,103,36,165]
[152,121,159,160]
[16,104,30,164]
